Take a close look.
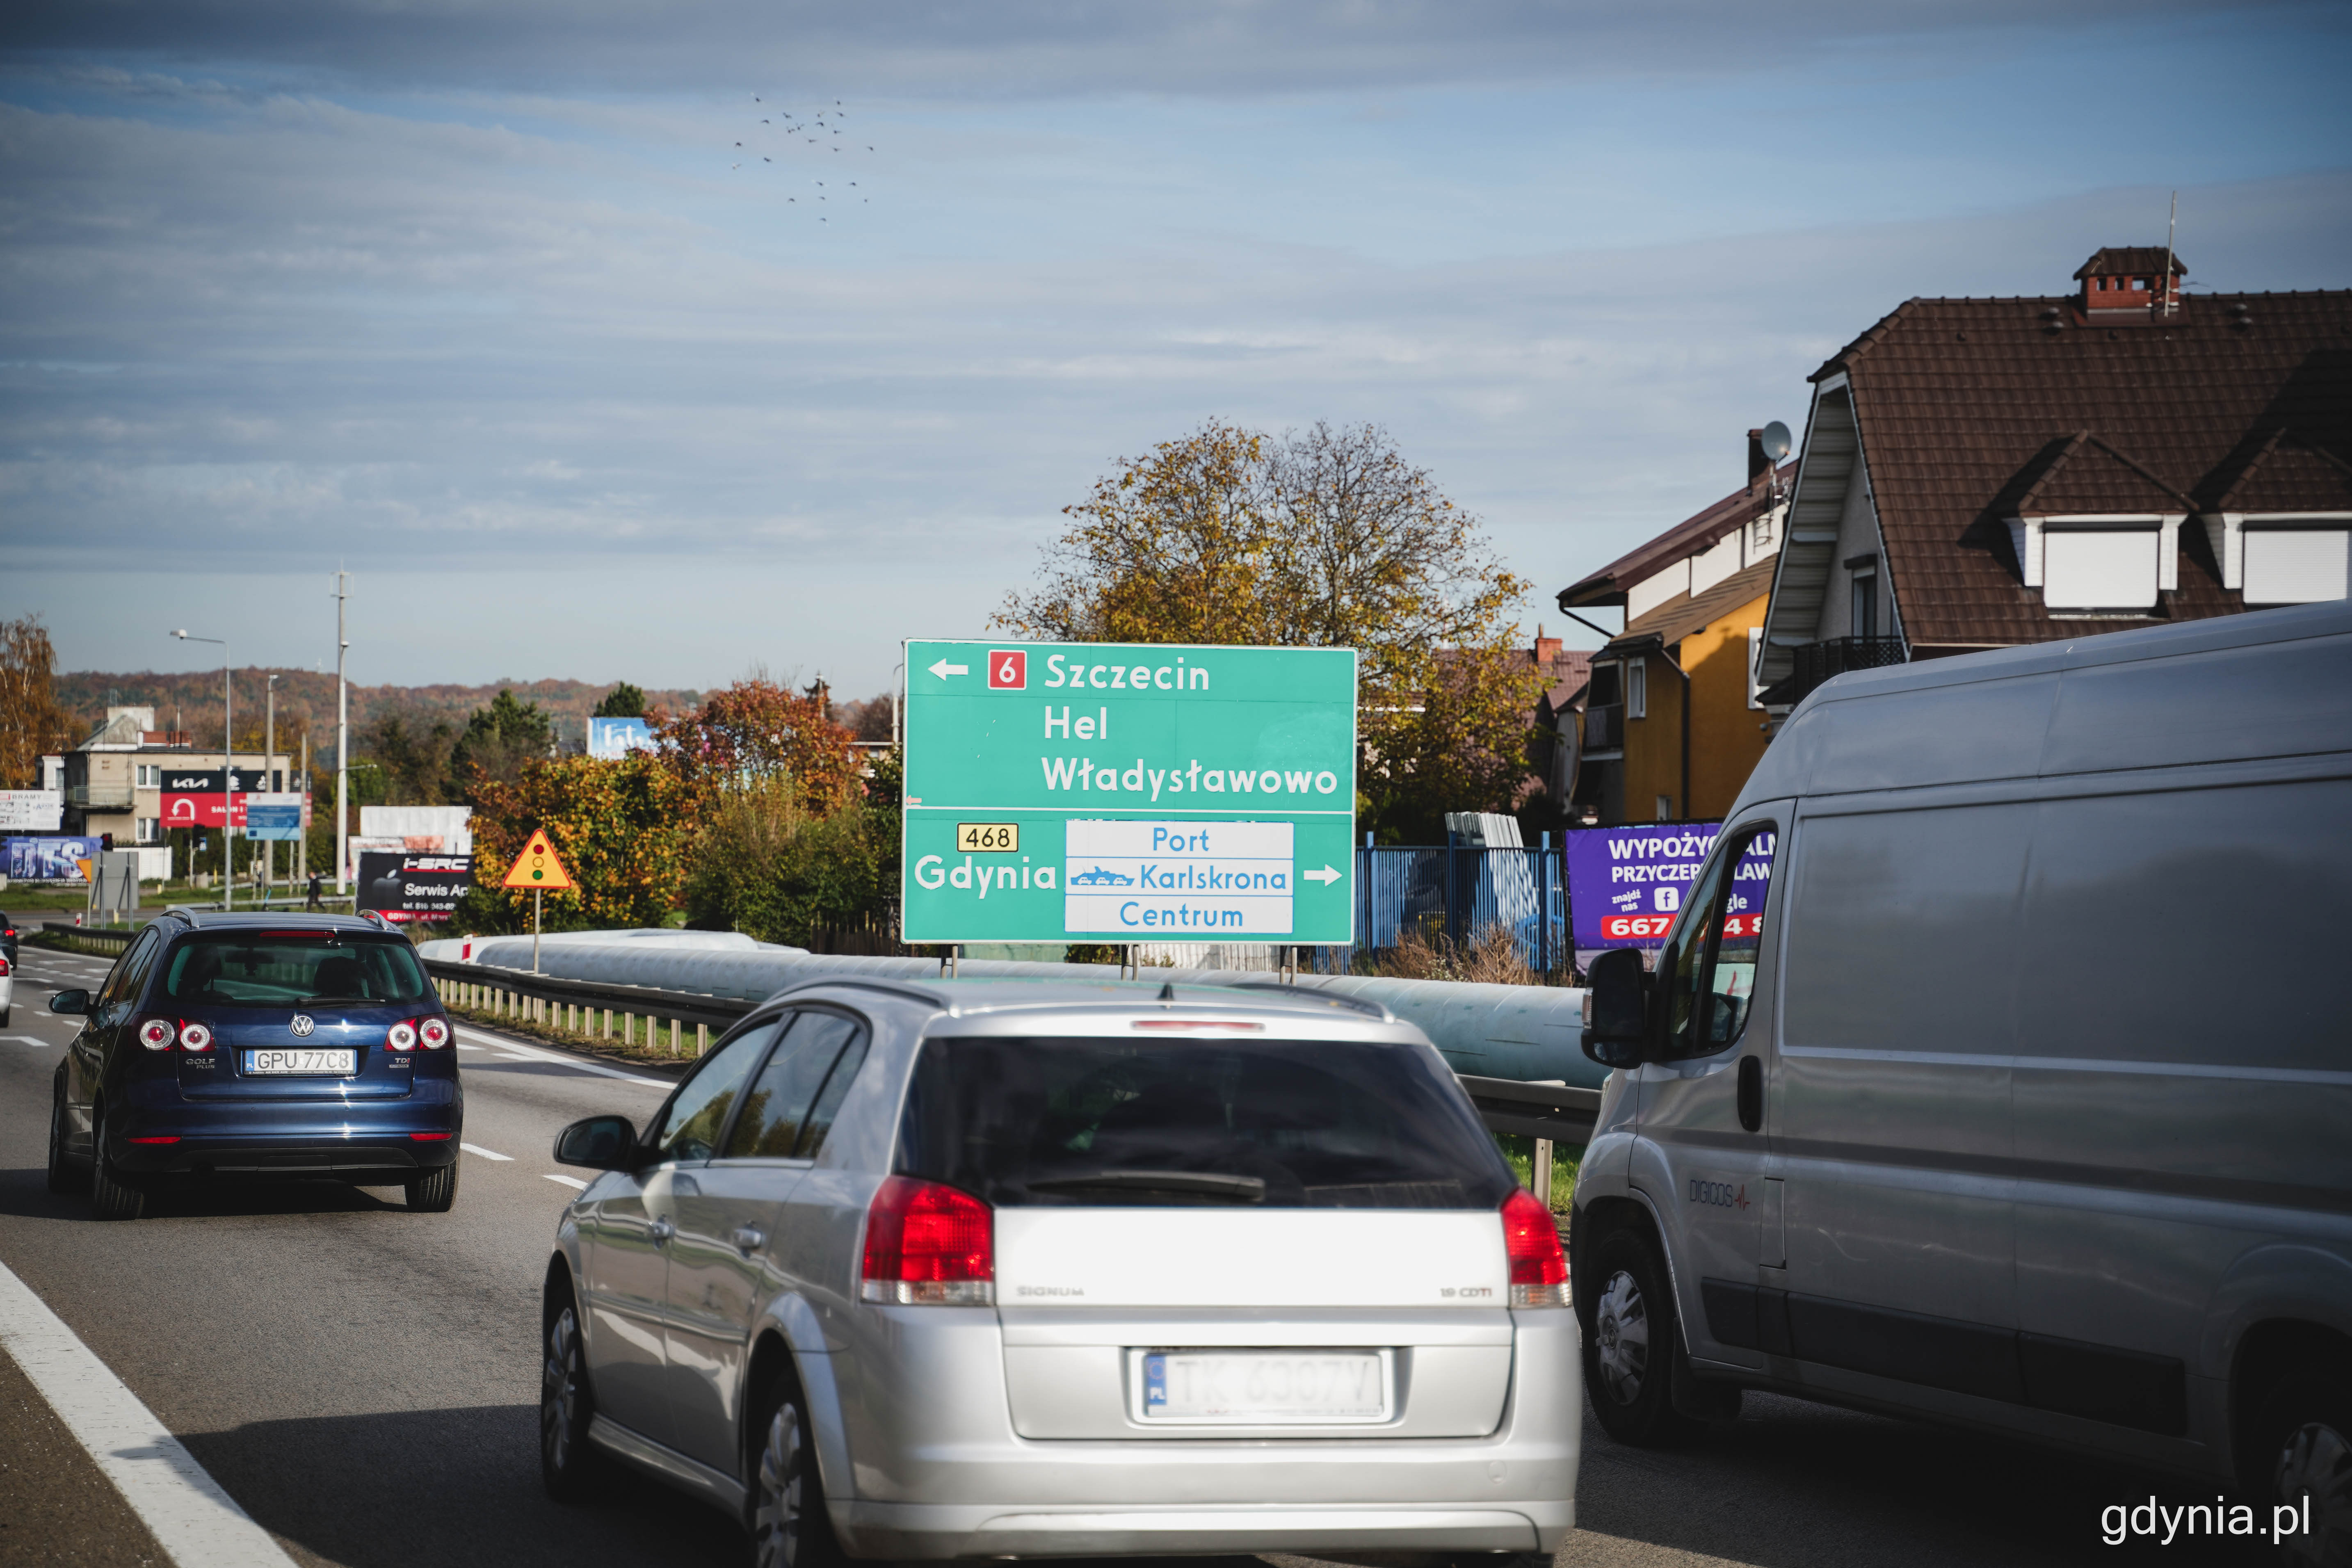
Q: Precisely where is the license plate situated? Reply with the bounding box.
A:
[244,1049,356,1075]
[1131,1348,1392,1424]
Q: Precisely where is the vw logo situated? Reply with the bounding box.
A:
[290,1014,315,1037]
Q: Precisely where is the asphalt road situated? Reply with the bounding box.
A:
[0,944,2275,1568]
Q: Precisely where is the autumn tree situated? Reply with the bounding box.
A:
[362,705,458,804]
[657,677,860,818]
[0,617,77,789]
[997,420,1542,838]
[456,751,698,933]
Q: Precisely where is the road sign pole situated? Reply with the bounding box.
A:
[533,888,542,974]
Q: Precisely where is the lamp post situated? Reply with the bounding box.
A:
[332,571,350,898]
[264,673,279,904]
[173,630,231,911]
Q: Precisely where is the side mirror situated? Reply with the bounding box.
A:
[1580,948,1650,1069]
[49,989,90,1016]
[554,1115,639,1172]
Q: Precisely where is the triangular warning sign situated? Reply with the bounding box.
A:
[500,829,574,891]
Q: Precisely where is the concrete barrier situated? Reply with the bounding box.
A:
[416,930,1599,1086]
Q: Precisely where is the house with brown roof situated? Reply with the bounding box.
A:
[1756,249,2352,707]
[1553,433,1794,824]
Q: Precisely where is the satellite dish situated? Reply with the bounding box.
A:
[1759,421,1793,463]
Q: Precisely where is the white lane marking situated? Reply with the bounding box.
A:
[460,1142,514,1162]
[0,1257,302,1568]
[454,1027,670,1089]
[455,1043,487,1052]
[543,1174,589,1190]
[7,1034,53,1046]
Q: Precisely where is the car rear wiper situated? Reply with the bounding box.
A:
[1025,1170,1266,1203]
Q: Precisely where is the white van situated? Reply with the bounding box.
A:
[1572,600,2352,1541]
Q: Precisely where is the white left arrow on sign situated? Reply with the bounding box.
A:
[1303,865,1341,886]
[928,659,969,680]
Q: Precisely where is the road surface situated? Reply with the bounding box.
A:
[0,943,2261,1567]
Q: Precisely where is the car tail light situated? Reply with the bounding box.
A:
[0,954,11,976]
[418,1017,450,1050]
[128,1135,181,1145]
[177,1021,213,1052]
[386,1021,418,1052]
[409,1132,453,1141]
[1501,1189,1569,1309]
[1130,1019,1266,1032]
[138,1017,177,1051]
[860,1177,993,1306]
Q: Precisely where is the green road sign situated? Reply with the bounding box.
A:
[901,640,1358,945]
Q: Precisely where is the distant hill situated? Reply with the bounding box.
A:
[57,669,706,755]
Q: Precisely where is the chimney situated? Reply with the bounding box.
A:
[2074,247,2183,315]
[1534,625,1562,667]
[1747,429,1770,493]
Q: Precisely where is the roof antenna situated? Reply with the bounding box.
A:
[2162,191,2178,318]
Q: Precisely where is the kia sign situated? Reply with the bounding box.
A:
[901,639,1358,946]
[1563,823,1773,967]
[161,768,282,829]
[357,851,473,924]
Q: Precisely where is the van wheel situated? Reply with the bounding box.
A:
[406,1160,459,1212]
[747,1369,843,1568]
[1582,1228,1699,1447]
[2254,1362,2352,1568]
[88,1106,145,1222]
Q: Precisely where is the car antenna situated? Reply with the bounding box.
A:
[1158,982,1175,1004]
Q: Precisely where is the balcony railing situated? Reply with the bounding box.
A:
[65,781,135,809]
[1759,637,1908,708]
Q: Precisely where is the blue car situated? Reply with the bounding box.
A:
[45,910,462,1220]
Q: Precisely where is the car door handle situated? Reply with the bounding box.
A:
[649,1218,676,1244]
[731,1226,765,1255]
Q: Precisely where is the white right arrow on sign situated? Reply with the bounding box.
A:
[1303,865,1340,886]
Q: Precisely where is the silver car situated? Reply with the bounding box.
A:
[540,977,1580,1565]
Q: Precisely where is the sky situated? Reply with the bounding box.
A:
[4,0,2348,702]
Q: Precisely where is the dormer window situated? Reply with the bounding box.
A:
[2008,514,2185,613]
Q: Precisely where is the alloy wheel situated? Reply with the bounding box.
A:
[2276,1419,2352,1568]
[542,1308,582,1473]
[751,1401,808,1568]
[1592,1267,1652,1406]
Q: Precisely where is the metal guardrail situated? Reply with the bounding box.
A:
[41,922,137,954]
[423,957,1601,1146]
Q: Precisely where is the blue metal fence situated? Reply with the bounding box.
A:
[1333,837,1569,977]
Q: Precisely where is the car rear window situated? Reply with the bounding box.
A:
[896,1034,1514,1209]
[156,935,432,1009]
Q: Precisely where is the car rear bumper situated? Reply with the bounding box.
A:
[824,1307,1582,1560]
[107,1103,461,1175]
[838,1500,1567,1558]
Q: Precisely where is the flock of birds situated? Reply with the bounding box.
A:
[731,96,875,223]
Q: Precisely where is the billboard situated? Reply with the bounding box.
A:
[1564,822,1774,966]
[160,768,282,829]
[356,851,473,924]
[0,791,63,832]
[587,717,655,759]
[900,640,1359,945]
[6,836,101,882]
[244,792,306,841]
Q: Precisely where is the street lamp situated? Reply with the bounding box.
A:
[173,630,232,911]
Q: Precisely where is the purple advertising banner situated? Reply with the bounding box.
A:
[1564,823,1774,964]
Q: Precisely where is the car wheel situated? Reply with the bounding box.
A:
[2256,1360,2352,1568]
[88,1105,145,1222]
[747,1371,844,1568]
[405,1159,459,1212]
[1582,1227,1699,1447]
[540,1293,605,1501]
[47,1076,85,1195]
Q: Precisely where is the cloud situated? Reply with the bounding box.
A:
[2,0,2318,96]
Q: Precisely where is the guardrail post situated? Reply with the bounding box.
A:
[669,1018,680,1056]
[697,1023,709,1056]
[1535,1137,1554,1205]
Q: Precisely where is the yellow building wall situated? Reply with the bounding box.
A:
[1619,590,1772,823]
